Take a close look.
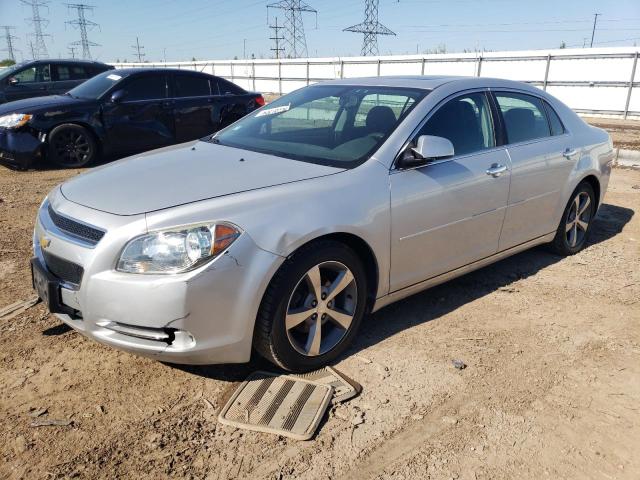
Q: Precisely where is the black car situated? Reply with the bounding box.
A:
[0,59,113,104]
[0,68,265,169]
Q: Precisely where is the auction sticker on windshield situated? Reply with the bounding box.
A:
[255,104,290,117]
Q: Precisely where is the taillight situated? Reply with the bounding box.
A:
[255,95,265,107]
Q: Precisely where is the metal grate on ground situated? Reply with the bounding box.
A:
[218,371,334,441]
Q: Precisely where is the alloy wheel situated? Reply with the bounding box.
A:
[565,191,592,248]
[52,130,92,167]
[285,261,358,357]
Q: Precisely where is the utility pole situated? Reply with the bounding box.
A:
[590,13,601,48]
[267,1,317,58]
[20,0,51,59]
[344,0,395,56]
[132,37,145,62]
[269,17,285,59]
[65,3,99,60]
[243,38,247,59]
[68,45,76,58]
[29,40,36,59]
[1,26,19,61]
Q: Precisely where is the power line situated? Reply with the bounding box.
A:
[132,37,145,62]
[21,0,51,59]
[269,17,285,59]
[1,26,19,61]
[267,1,317,58]
[65,3,100,60]
[590,13,601,48]
[68,45,77,58]
[344,0,396,56]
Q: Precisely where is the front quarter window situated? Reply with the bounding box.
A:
[212,85,426,168]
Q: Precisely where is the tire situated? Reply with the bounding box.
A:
[549,181,596,256]
[48,124,98,168]
[254,240,368,372]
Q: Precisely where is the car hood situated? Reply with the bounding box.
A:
[0,94,92,115]
[60,141,346,216]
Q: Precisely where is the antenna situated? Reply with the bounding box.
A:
[269,17,285,59]
[65,3,100,60]
[344,0,396,56]
[267,1,317,58]
[132,37,145,62]
[1,26,19,61]
[21,0,51,59]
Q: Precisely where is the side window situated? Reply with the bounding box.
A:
[13,64,51,83]
[216,78,244,95]
[123,75,167,101]
[495,92,551,144]
[70,66,89,80]
[543,101,565,136]
[174,75,211,97]
[54,65,71,81]
[418,92,495,156]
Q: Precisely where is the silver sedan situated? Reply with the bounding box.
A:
[31,76,613,372]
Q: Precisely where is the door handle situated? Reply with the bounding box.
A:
[563,148,578,159]
[486,163,508,178]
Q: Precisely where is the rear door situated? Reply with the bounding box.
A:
[211,77,252,129]
[50,62,81,95]
[389,90,511,291]
[101,73,176,155]
[171,73,217,142]
[4,63,51,101]
[492,91,575,250]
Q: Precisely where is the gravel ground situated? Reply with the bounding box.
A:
[1,134,639,479]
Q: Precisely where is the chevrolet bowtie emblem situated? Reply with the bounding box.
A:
[39,235,51,249]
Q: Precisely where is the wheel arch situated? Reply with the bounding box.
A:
[580,174,601,213]
[46,121,102,150]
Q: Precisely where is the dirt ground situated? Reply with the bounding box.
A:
[1,133,639,479]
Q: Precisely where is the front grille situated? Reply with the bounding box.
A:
[43,251,84,285]
[48,204,105,244]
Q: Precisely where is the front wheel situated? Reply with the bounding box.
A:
[549,181,596,255]
[48,124,98,168]
[254,240,368,372]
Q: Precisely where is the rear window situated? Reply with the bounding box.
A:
[495,92,551,144]
[175,75,211,97]
[215,78,244,95]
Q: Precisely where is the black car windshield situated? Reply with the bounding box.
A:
[210,85,427,168]
[67,70,127,99]
[0,62,27,80]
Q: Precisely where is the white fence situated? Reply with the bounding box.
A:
[113,46,640,119]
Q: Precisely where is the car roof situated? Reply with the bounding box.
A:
[113,67,213,76]
[319,75,542,94]
[20,59,111,66]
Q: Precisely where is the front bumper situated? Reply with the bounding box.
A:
[0,127,44,169]
[34,191,284,364]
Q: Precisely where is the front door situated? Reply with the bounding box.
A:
[4,63,51,102]
[389,91,511,292]
[102,73,176,156]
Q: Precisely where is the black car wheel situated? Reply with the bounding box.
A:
[549,181,596,255]
[48,124,97,168]
[254,240,368,372]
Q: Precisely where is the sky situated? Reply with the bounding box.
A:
[1,0,639,62]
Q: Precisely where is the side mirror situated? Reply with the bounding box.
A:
[110,89,126,103]
[8,77,19,86]
[398,135,455,169]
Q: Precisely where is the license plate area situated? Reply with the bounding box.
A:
[31,257,77,316]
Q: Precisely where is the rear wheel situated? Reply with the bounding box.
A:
[48,124,97,168]
[254,240,367,372]
[549,181,596,255]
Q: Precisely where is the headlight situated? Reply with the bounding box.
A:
[0,113,33,129]
[117,222,241,274]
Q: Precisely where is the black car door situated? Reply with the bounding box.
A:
[4,63,52,102]
[171,73,217,142]
[101,73,176,156]
[50,63,80,95]
[211,77,255,129]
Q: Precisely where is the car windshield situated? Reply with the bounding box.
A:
[211,85,427,168]
[0,62,27,80]
[67,70,127,99]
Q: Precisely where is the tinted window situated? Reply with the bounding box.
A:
[418,92,495,156]
[213,85,426,168]
[544,101,565,136]
[54,64,71,81]
[175,75,210,97]
[70,65,90,80]
[495,92,550,144]
[12,64,51,83]
[124,75,167,101]
[68,70,126,99]
[216,78,244,95]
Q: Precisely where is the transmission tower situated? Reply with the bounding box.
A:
[132,37,145,62]
[344,0,395,56]
[68,45,77,58]
[267,1,317,58]
[21,0,51,59]
[269,18,285,59]
[1,26,19,61]
[65,4,99,60]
